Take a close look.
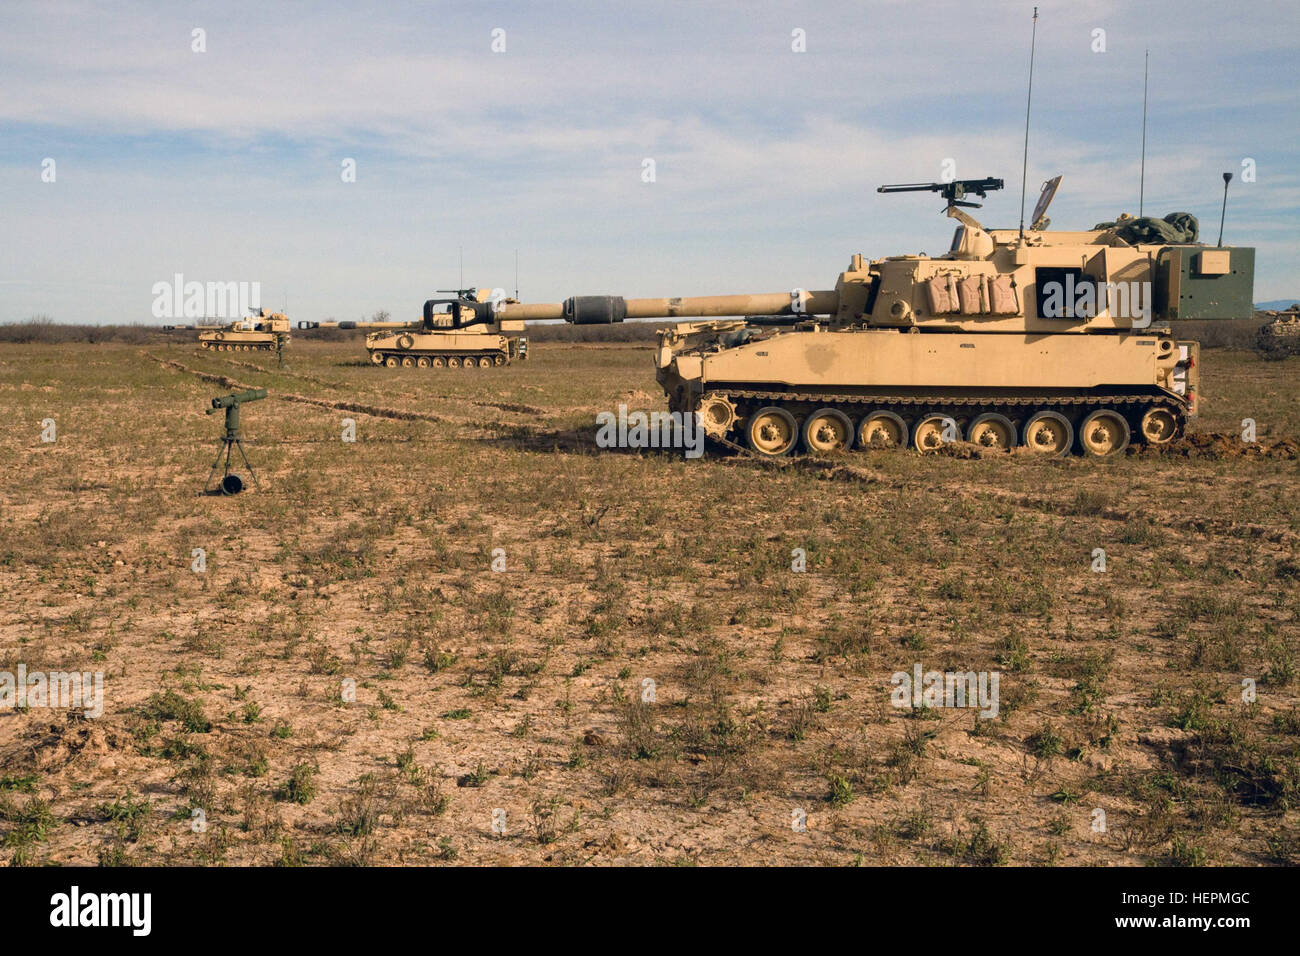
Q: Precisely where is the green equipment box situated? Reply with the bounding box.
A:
[1155,245,1256,319]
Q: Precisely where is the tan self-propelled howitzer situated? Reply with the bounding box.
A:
[299,288,528,368]
[165,309,292,355]
[497,176,1255,458]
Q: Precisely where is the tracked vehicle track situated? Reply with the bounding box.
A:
[372,350,508,369]
[701,387,1186,458]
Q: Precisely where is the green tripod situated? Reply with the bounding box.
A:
[204,389,267,495]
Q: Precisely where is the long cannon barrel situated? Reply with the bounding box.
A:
[498,290,839,324]
[298,320,418,331]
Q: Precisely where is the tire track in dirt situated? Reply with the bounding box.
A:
[213,356,346,389]
[202,354,546,415]
[147,352,554,440]
[147,353,449,424]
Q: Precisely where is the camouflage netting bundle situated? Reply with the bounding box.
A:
[1091,212,1199,244]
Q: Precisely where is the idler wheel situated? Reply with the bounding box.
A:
[1140,407,1178,445]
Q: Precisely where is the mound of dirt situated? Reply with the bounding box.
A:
[5,714,129,775]
[1132,432,1300,460]
[934,440,1008,460]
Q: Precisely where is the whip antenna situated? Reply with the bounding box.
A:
[1140,50,1149,216]
[1018,6,1039,240]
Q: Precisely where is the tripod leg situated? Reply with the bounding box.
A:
[233,437,258,489]
[204,441,227,493]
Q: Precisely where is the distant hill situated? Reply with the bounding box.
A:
[1255,299,1300,311]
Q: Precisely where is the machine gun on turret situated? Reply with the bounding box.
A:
[877,177,1005,209]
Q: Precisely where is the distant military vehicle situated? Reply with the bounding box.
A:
[1256,305,1300,360]
[299,289,528,368]
[496,175,1255,458]
[165,309,291,357]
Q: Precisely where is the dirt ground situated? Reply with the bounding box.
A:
[0,338,1297,866]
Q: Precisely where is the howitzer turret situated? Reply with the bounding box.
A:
[493,173,1255,458]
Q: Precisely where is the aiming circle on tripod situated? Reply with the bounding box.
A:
[204,388,267,495]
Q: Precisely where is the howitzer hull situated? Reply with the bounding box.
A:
[199,329,289,352]
[659,325,1197,457]
[363,329,527,368]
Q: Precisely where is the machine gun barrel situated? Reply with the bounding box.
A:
[498,290,839,323]
[877,177,1003,195]
[878,177,1004,207]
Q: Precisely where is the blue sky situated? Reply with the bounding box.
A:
[1,0,1297,324]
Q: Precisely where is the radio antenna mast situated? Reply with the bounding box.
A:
[1140,50,1149,216]
[1018,7,1039,240]
[514,249,519,299]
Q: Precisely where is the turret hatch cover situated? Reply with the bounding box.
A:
[1030,175,1063,230]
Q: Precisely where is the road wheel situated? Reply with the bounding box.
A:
[967,412,1017,451]
[370,351,385,365]
[801,408,853,455]
[416,356,430,368]
[385,355,399,368]
[857,411,907,449]
[401,356,415,368]
[1023,410,1073,457]
[912,414,953,452]
[745,406,798,457]
[1078,409,1130,457]
[431,356,446,368]
[478,356,492,368]
[447,357,461,368]
[493,354,506,366]
[1140,406,1178,445]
